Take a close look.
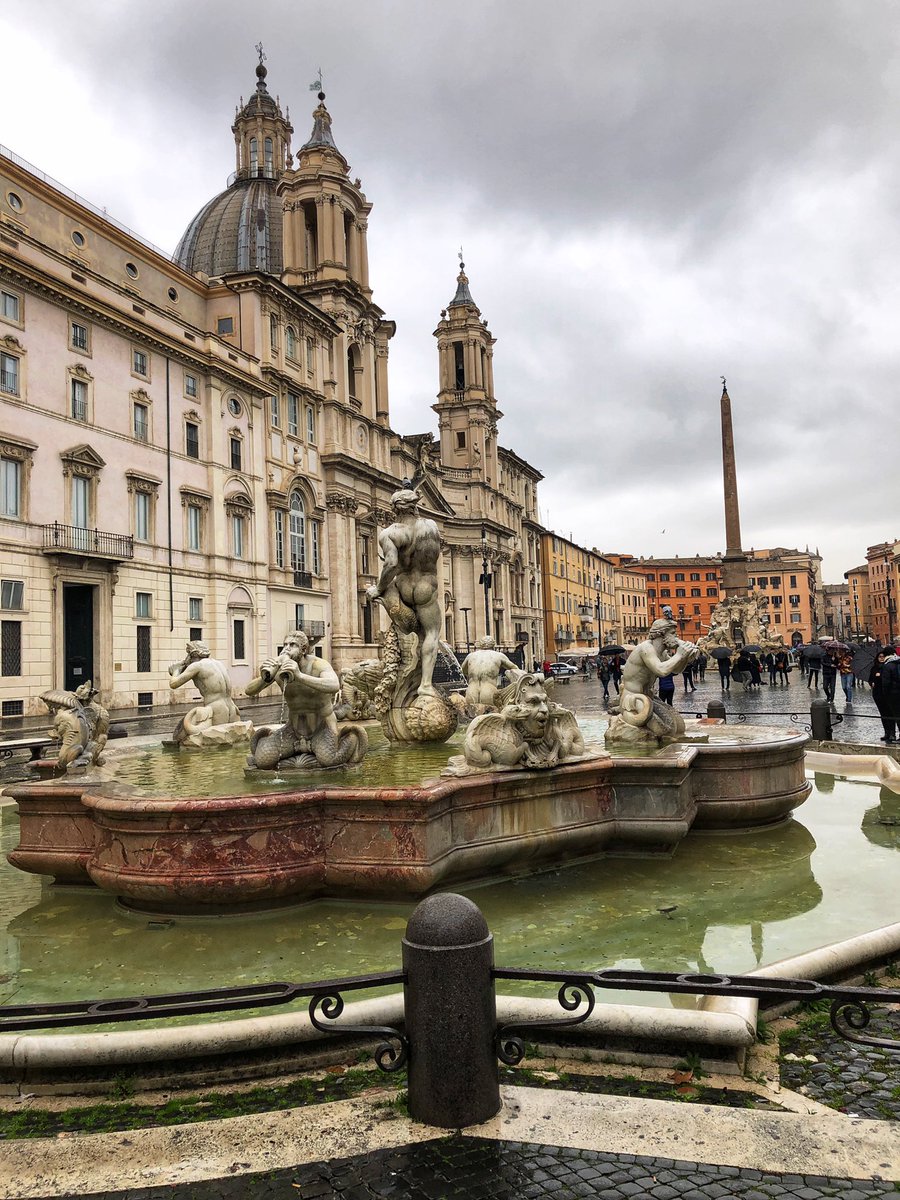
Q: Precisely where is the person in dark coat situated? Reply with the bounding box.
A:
[748,653,762,688]
[876,647,900,743]
[775,649,789,684]
[821,652,837,704]
[718,652,731,690]
[763,651,777,685]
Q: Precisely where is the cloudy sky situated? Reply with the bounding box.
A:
[3,1,898,580]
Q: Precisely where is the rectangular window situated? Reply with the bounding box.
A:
[187,503,202,551]
[184,373,198,398]
[456,431,466,450]
[1,620,22,676]
[270,314,279,352]
[70,378,88,421]
[706,586,717,596]
[647,587,656,598]
[70,321,88,351]
[230,437,242,470]
[134,491,150,542]
[270,394,280,428]
[287,392,299,436]
[136,625,151,672]
[232,514,244,559]
[660,587,671,598]
[1,352,19,395]
[0,458,21,517]
[675,573,685,582]
[0,291,19,322]
[185,421,200,458]
[790,575,798,588]
[770,577,780,587]
[690,587,701,597]
[72,475,89,528]
[233,618,246,660]
[659,572,670,581]
[675,587,686,597]
[306,405,316,443]
[360,536,370,575]
[188,597,203,623]
[274,509,285,568]
[306,338,314,373]
[1,579,24,609]
[133,402,149,441]
[294,603,305,629]
[706,572,717,581]
[132,349,148,377]
[189,626,202,642]
[217,317,234,336]
[311,520,321,574]
[689,572,700,581]
[135,591,152,618]
[790,613,802,624]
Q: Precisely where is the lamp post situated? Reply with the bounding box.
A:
[460,607,472,654]
[479,525,492,641]
[594,572,603,646]
[887,573,896,645]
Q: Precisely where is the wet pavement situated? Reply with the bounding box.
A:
[25,1135,900,1199]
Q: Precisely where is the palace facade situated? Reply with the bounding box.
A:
[0,63,543,717]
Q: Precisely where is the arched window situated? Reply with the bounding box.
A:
[264,138,274,176]
[289,490,306,571]
[285,326,297,360]
[249,138,258,174]
[347,343,361,400]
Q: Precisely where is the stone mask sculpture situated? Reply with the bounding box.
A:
[246,630,368,770]
[444,673,588,775]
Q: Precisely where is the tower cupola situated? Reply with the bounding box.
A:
[231,47,293,182]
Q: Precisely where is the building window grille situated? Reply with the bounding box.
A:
[132,349,148,377]
[230,437,242,471]
[184,373,198,398]
[274,509,285,568]
[270,394,280,428]
[185,422,200,459]
[1,620,22,676]
[287,392,299,436]
[136,626,151,673]
[306,406,316,443]
[233,618,246,660]
[289,492,306,571]
[1,699,23,717]
[1,352,19,395]
[70,378,88,421]
[70,321,88,351]
[133,402,149,441]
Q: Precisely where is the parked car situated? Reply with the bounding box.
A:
[547,661,578,677]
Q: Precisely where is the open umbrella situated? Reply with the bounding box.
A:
[742,644,763,653]
[801,644,826,662]
[710,646,733,660]
[821,640,850,653]
[597,645,627,656]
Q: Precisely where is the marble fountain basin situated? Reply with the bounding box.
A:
[5,721,811,914]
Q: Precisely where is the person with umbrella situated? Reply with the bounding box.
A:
[821,650,837,704]
[837,649,855,706]
[879,644,900,744]
[711,645,732,689]
[805,644,825,689]
[871,651,891,742]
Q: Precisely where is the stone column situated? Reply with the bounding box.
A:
[326,493,360,661]
[358,219,370,289]
[332,202,346,266]
[317,196,333,263]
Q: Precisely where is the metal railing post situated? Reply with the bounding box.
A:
[810,697,833,741]
[402,893,500,1128]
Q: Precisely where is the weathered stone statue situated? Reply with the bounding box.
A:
[444,673,590,775]
[699,589,784,655]
[39,680,109,772]
[605,617,700,747]
[246,630,368,770]
[335,656,382,721]
[460,637,521,711]
[365,488,456,744]
[167,641,250,747]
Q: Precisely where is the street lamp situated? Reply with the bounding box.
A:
[479,524,492,640]
[460,607,472,653]
[594,573,602,645]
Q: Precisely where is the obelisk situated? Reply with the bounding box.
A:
[719,379,749,598]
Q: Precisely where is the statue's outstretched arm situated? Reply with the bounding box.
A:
[168,662,200,691]
[245,672,272,698]
[371,535,399,597]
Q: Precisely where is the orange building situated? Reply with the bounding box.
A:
[614,556,722,639]
[865,540,900,645]
[747,548,822,646]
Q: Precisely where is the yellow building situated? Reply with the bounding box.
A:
[539,534,615,660]
[746,548,822,646]
[844,563,873,640]
[606,556,649,642]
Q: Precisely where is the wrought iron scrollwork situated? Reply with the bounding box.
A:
[830,996,900,1052]
[308,990,408,1072]
[495,977,595,1065]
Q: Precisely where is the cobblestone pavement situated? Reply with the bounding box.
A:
[562,669,886,744]
[37,1136,899,1199]
[780,1004,900,1121]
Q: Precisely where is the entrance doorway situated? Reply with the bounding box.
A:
[63,583,95,691]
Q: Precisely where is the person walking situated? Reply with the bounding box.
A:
[837,650,855,707]
[609,655,622,695]
[734,649,753,689]
[598,656,611,700]
[718,652,731,690]
[682,660,696,692]
[748,653,762,689]
[763,651,777,685]
[807,654,821,690]
[821,652,837,704]
[696,651,708,682]
[878,645,900,744]
[658,673,675,705]
[871,651,892,742]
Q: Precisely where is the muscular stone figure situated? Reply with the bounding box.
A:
[366,488,442,698]
[461,636,521,709]
[606,617,699,747]
[168,641,241,745]
[246,630,367,769]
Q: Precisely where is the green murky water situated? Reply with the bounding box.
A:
[1,772,898,1024]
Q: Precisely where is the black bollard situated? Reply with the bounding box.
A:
[402,893,500,1128]
[707,699,726,722]
[810,698,833,741]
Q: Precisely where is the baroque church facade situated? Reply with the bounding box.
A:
[0,62,544,716]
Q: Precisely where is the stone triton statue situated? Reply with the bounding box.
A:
[167,641,249,747]
[365,488,456,744]
[39,680,109,772]
[461,636,521,711]
[605,616,700,748]
[246,630,368,770]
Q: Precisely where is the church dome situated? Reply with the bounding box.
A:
[174,178,284,277]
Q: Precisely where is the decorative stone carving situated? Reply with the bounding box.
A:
[60,444,104,480]
[605,615,700,748]
[444,673,587,775]
[325,492,359,515]
[167,642,250,748]
[39,681,109,772]
[366,487,456,744]
[335,656,382,720]
[460,636,521,711]
[125,471,161,495]
[246,630,368,770]
[699,590,785,654]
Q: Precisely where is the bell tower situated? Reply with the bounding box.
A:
[231,47,293,182]
[433,257,500,486]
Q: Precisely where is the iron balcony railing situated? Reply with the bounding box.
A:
[42,522,134,560]
[0,371,18,394]
[306,620,326,638]
[293,570,313,589]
